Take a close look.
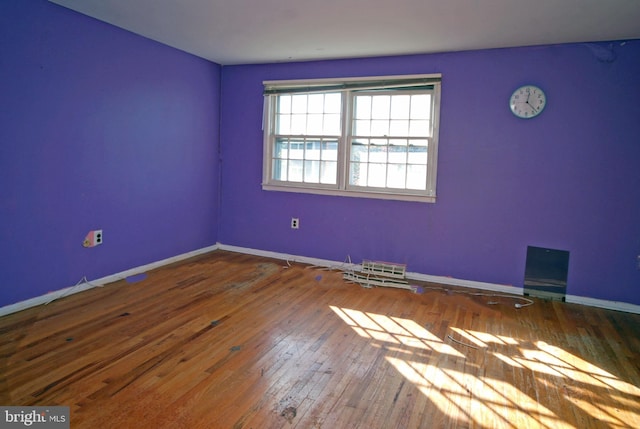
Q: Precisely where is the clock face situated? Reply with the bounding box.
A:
[509,85,546,119]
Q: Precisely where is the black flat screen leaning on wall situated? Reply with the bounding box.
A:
[524,246,569,301]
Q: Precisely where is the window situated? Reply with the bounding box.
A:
[262,74,441,202]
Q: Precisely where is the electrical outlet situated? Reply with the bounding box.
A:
[94,229,103,245]
[83,229,103,248]
[291,218,299,229]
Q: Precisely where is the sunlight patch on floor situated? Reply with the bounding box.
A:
[330,305,640,428]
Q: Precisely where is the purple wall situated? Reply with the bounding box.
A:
[219,42,640,305]
[1,1,638,309]
[0,0,220,307]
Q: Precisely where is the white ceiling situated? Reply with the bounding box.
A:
[49,0,640,65]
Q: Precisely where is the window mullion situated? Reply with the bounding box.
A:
[339,91,352,191]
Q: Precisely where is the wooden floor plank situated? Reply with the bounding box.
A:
[1,250,640,428]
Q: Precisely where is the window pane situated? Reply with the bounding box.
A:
[273,159,287,181]
[354,119,370,136]
[350,162,367,186]
[289,160,303,182]
[289,141,304,159]
[307,114,323,135]
[371,119,389,136]
[368,163,386,187]
[321,140,338,161]
[320,161,337,184]
[304,160,320,183]
[277,114,291,134]
[274,139,288,158]
[389,119,409,136]
[278,95,291,114]
[291,95,307,114]
[291,114,306,134]
[387,164,407,189]
[371,96,390,119]
[324,114,341,135]
[388,142,407,164]
[325,93,342,113]
[407,164,427,190]
[355,96,371,119]
[351,140,368,162]
[410,94,431,119]
[409,120,429,137]
[408,140,428,164]
[305,141,320,160]
[391,95,410,119]
[308,94,324,113]
[369,140,387,163]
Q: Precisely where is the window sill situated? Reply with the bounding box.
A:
[262,183,436,203]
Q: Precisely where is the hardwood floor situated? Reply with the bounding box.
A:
[1,250,639,428]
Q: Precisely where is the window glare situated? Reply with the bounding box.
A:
[391,95,411,119]
[368,163,386,187]
[291,115,306,134]
[291,95,307,113]
[371,96,390,119]
[409,120,429,137]
[387,164,406,188]
[289,160,303,181]
[277,115,291,134]
[355,96,371,119]
[308,94,324,113]
[325,114,341,135]
[278,95,291,114]
[407,164,427,190]
[320,161,337,184]
[325,93,342,113]
[371,120,389,136]
[390,120,409,135]
[410,94,431,119]
[307,114,323,135]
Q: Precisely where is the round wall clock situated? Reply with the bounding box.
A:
[509,85,546,119]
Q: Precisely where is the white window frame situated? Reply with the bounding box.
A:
[262,74,441,203]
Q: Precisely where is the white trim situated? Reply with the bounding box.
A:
[217,243,361,271]
[405,272,524,296]
[0,244,219,318]
[566,295,640,314]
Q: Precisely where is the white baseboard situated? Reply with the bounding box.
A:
[217,243,361,271]
[565,295,640,314]
[405,272,524,296]
[4,243,639,317]
[0,244,219,318]
[219,244,640,314]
